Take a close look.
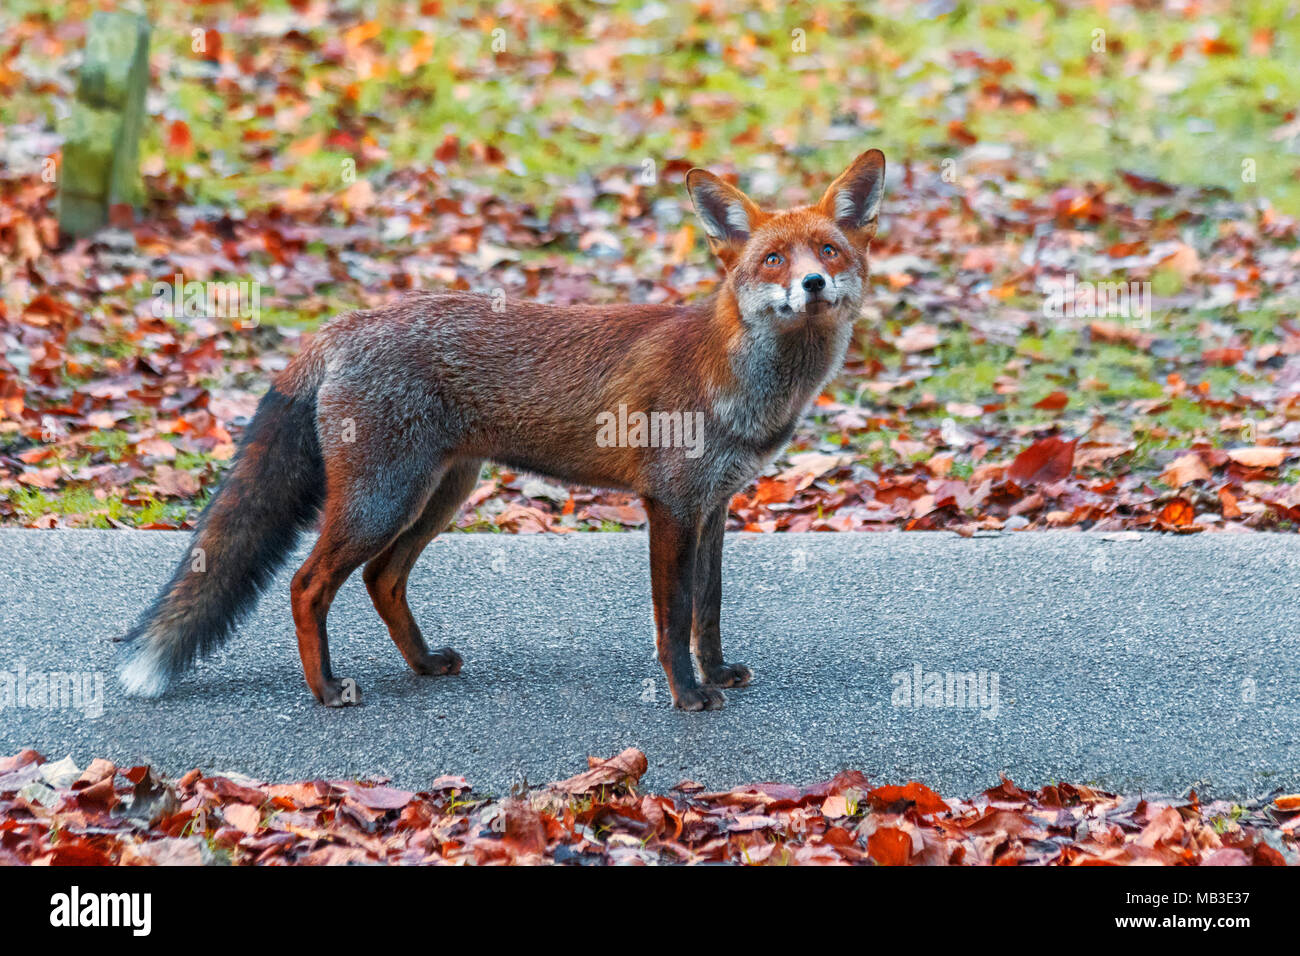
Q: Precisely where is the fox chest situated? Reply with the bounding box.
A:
[687,413,798,505]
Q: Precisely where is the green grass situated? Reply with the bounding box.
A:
[4,0,1295,211]
[8,484,204,527]
[84,430,132,461]
[3,0,1298,526]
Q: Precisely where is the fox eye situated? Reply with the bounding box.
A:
[821,243,838,258]
[763,252,784,267]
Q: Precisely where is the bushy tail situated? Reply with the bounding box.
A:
[118,384,325,697]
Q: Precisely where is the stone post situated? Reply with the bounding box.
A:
[58,11,151,238]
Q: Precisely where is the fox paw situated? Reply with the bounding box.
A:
[412,647,463,676]
[673,686,726,711]
[317,677,362,707]
[705,662,752,688]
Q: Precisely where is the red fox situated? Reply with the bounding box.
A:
[119,149,886,710]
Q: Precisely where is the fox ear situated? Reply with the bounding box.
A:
[686,169,762,265]
[819,149,886,238]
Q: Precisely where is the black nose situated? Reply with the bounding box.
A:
[802,273,826,293]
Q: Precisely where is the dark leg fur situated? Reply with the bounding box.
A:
[646,498,723,711]
[692,502,752,688]
[363,459,481,676]
[291,456,444,706]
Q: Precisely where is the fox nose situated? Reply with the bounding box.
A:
[802,273,826,294]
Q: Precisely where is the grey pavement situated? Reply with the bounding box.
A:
[0,528,1297,799]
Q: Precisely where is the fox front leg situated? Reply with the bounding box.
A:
[645,498,724,711]
[692,502,752,689]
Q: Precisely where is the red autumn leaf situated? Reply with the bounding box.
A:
[0,376,24,420]
[1252,843,1288,866]
[1202,347,1243,366]
[947,120,977,146]
[550,748,648,794]
[1158,499,1195,526]
[1219,487,1242,519]
[868,782,949,815]
[334,781,416,810]
[1119,170,1176,196]
[435,134,460,162]
[501,800,548,858]
[46,840,114,866]
[0,747,1293,866]
[198,28,223,61]
[984,776,1032,802]
[1007,437,1076,485]
[1033,391,1068,411]
[867,826,913,865]
[167,119,194,156]
[753,476,799,505]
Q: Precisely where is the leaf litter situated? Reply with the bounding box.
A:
[1,749,1294,866]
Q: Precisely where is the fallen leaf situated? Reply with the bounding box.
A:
[1227,447,1288,468]
[1008,437,1076,485]
[550,748,648,794]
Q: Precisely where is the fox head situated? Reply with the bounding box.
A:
[686,149,885,329]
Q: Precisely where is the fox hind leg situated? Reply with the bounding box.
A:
[291,455,443,707]
[363,459,482,677]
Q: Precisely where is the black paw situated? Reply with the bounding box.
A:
[705,662,752,688]
[412,646,463,676]
[316,677,362,707]
[673,685,726,711]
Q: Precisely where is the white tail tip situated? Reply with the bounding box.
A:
[119,642,171,698]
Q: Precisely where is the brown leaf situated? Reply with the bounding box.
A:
[550,748,647,794]
[122,837,206,866]
[335,782,415,810]
[1160,453,1210,488]
[584,502,648,526]
[776,452,851,488]
[154,466,200,498]
[1201,848,1251,866]
[896,324,941,353]
[223,803,262,834]
[1227,447,1288,469]
[18,466,60,489]
[1219,487,1242,519]
[866,826,913,865]
[1007,437,1076,485]
[1202,347,1244,366]
[1119,170,1176,196]
[868,782,949,816]
[136,438,178,460]
[501,799,548,858]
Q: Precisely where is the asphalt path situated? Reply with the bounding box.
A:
[1,529,1296,798]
